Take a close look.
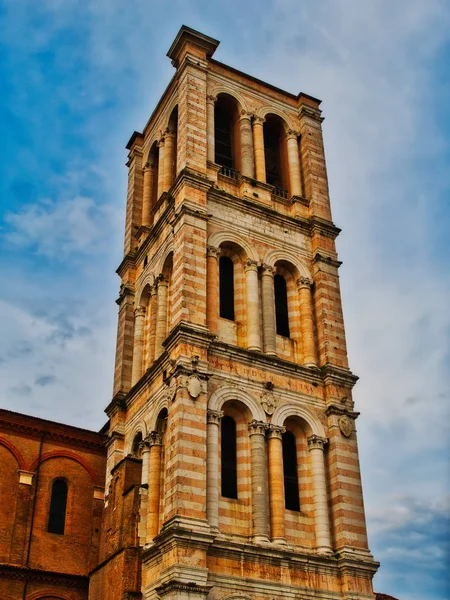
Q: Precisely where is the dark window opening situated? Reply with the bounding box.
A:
[215,103,234,169]
[282,431,300,511]
[274,274,290,337]
[264,122,283,188]
[219,256,235,321]
[221,416,238,499]
[48,479,68,535]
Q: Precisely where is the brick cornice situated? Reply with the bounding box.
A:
[0,563,89,588]
[310,215,341,239]
[321,364,359,388]
[0,409,106,451]
[313,252,343,269]
[116,252,136,278]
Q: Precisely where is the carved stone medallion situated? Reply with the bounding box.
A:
[260,391,277,416]
[339,415,353,438]
[187,375,202,399]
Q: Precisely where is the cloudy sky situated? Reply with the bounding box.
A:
[1,1,449,598]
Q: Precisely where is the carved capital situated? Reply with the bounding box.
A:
[164,127,176,139]
[244,258,258,273]
[134,306,146,318]
[286,128,300,140]
[253,115,265,125]
[240,109,253,121]
[248,419,267,436]
[148,431,162,447]
[267,424,286,440]
[261,263,275,276]
[206,94,217,104]
[307,434,328,451]
[207,409,223,425]
[139,438,151,453]
[207,245,221,259]
[156,274,169,286]
[143,161,153,171]
[296,276,313,290]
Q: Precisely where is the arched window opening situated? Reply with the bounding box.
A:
[214,95,240,176]
[274,274,290,337]
[148,142,159,208]
[219,256,235,321]
[167,106,178,183]
[131,432,143,458]
[264,116,287,193]
[221,416,238,499]
[282,431,300,511]
[48,479,68,535]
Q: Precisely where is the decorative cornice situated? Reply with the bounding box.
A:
[325,404,360,420]
[310,215,341,239]
[321,364,359,389]
[0,409,106,451]
[116,252,136,279]
[0,563,89,588]
[313,252,342,269]
[299,104,324,122]
[155,580,213,596]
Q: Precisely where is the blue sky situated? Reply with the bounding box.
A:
[1,1,449,598]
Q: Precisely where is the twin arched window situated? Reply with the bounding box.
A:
[48,479,68,535]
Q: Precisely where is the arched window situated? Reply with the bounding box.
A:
[47,479,68,535]
[282,431,300,511]
[131,432,143,458]
[215,98,234,169]
[221,416,238,499]
[219,256,235,321]
[274,274,290,337]
[264,115,288,194]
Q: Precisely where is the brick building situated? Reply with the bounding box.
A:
[0,409,106,599]
[1,25,385,600]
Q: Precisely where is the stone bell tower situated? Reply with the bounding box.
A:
[89,25,379,600]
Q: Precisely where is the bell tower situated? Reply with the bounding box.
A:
[90,25,379,600]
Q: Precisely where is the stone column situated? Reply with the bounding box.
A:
[155,276,169,358]
[142,161,154,226]
[286,129,302,197]
[206,95,216,163]
[307,434,332,553]
[147,284,158,364]
[138,437,151,543]
[157,137,165,200]
[206,246,220,335]
[240,110,255,178]
[297,277,318,367]
[206,409,223,531]
[131,306,146,386]
[267,425,286,543]
[248,420,269,543]
[261,264,277,356]
[146,431,162,543]
[244,259,261,351]
[253,116,266,183]
[163,129,176,192]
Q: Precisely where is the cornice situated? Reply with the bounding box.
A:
[313,252,343,269]
[310,215,341,239]
[0,564,89,588]
[156,580,213,597]
[164,321,216,354]
[325,404,360,420]
[116,252,136,279]
[321,364,359,389]
[0,409,107,451]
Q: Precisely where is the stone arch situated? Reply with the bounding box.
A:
[256,106,297,131]
[208,385,265,423]
[271,403,326,438]
[148,394,169,431]
[263,249,311,279]
[136,272,155,307]
[27,592,77,600]
[162,96,179,131]
[30,451,96,482]
[208,85,248,112]
[0,437,26,469]
[155,240,175,276]
[208,231,258,262]
[126,419,148,454]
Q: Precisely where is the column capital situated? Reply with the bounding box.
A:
[164,127,176,139]
[267,424,286,440]
[296,276,314,290]
[307,434,328,451]
[207,245,221,259]
[143,161,153,171]
[206,94,217,104]
[286,128,300,140]
[148,430,162,447]
[150,282,158,296]
[157,136,165,147]
[253,115,265,125]
[248,419,267,436]
[244,258,258,273]
[156,273,169,286]
[139,438,151,453]
[134,305,146,318]
[261,263,275,276]
[207,409,223,425]
[240,109,253,121]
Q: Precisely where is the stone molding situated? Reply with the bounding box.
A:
[307,434,328,451]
